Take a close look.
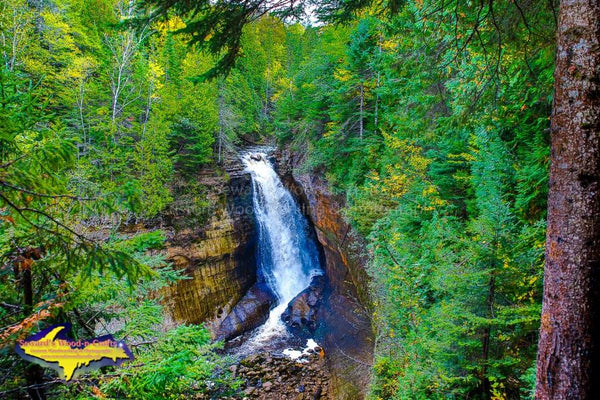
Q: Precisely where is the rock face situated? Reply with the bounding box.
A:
[160,160,258,333]
[157,148,372,398]
[215,283,277,340]
[276,148,374,400]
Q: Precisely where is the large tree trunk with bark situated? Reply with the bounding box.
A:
[536,0,600,398]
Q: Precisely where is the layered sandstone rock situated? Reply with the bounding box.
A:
[160,161,257,333]
[215,282,277,341]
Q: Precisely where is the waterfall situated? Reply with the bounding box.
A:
[241,151,322,346]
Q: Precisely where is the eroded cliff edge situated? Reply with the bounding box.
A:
[275,148,375,400]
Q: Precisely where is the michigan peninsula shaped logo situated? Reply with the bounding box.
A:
[15,324,133,381]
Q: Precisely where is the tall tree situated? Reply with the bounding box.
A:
[535,1,600,398]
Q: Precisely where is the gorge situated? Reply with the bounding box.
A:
[160,148,374,398]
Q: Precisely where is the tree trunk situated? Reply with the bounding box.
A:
[480,270,495,400]
[76,77,87,160]
[17,248,46,399]
[374,35,382,130]
[536,1,600,398]
[218,80,225,164]
[359,81,364,140]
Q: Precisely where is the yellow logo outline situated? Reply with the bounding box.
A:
[15,324,133,381]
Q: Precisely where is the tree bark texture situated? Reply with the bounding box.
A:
[536,0,600,398]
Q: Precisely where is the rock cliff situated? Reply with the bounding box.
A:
[160,161,257,334]
[275,148,374,400]
[157,148,373,398]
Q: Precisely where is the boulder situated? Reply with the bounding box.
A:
[282,275,325,332]
[215,283,277,340]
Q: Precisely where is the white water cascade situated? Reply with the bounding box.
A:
[240,151,323,347]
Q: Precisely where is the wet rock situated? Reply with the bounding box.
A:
[313,386,322,399]
[282,275,325,333]
[215,283,277,340]
[250,153,263,161]
[241,354,264,371]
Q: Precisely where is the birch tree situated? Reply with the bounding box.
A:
[0,0,33,72]
[104,1,148,141]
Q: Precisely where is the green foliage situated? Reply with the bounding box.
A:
[268,1,554,398]
[61,233,237,399]
[91,325,237,399]
[138,0,396,78]
[112,230,166,253]
[0,0,291,222]
[170,116,215,173]
[0,64,151,294]
[0,1,262,393]
[1,0,558,398]
[1,229,236,399]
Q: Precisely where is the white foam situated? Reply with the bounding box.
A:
[306,339,319,351]
[283,339,321,362]
[282,348,304,360]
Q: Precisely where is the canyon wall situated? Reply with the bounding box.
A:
[276,148,374,400]
[158,149,374,399]
[160,162,257,332]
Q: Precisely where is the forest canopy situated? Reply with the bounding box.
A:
[0,0,563,398]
